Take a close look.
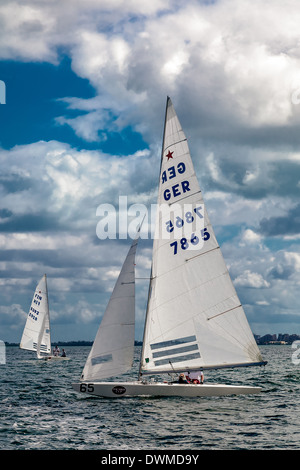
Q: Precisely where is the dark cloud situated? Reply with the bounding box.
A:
[192,143,300,201]
[259,203,300,236]
[0,213,63,232]
[0,174,32,193]
[0,208,12,218]
[268,264,295,280]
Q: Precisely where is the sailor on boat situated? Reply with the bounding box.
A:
[178,371,204,384]
[190,371,204,384]
[178,373,188,384]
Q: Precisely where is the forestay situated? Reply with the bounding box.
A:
[80,236,138,382]
[20,274,51,358]
[140,97,264,376]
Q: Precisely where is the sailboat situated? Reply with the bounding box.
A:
[20,274,69,361]
[72,97,266,398]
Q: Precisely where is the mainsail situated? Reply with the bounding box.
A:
[80,236,138,382]
[20,274,51,358]
[140,97,264,375]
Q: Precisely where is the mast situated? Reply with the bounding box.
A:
[45,274,51,351]
[36,274,50,358]
[138,97,170,381]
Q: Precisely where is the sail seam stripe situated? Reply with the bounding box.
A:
[169,190,201,206]
[185,246,220,262]
[207,304,242,321]
[164,138,187,152]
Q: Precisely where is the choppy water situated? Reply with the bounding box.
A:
[0,345,299,450]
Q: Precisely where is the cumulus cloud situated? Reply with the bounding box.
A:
[268,251,300,280]
[234,270,270,288]
[0,137,154,341]
[240,229,262,245]
[1,0,300,339]
[2,0,300,139]
[0,140,155,230]
[219,227,300,334]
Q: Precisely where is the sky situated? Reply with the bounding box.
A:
[0,0,300,343]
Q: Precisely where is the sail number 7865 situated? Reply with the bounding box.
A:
[170,229,210,255]
[166,206,210,255]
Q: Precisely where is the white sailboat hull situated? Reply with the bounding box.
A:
[40,356,70,361]
[72,381,262,398]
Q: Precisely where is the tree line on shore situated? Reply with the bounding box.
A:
[5,336,300,347]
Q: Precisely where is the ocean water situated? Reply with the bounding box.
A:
[0,345,299,451]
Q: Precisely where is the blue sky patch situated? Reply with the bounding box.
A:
[0,57,147,154]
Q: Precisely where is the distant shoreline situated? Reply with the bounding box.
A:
[4,340,143,347]
[254,333,300,345]
[4,336,300,347]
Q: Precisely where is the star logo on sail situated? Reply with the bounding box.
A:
[166,150,173,160]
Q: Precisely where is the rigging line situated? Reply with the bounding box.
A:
[168,360,178,377]
[207,304,242,321]
[206,302,258,355]
[207,304,256,353]
[133,189,155,271]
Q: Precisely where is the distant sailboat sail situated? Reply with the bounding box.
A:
[139,97,264,376]
[20,274,51,359]
[80,236,138,382]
